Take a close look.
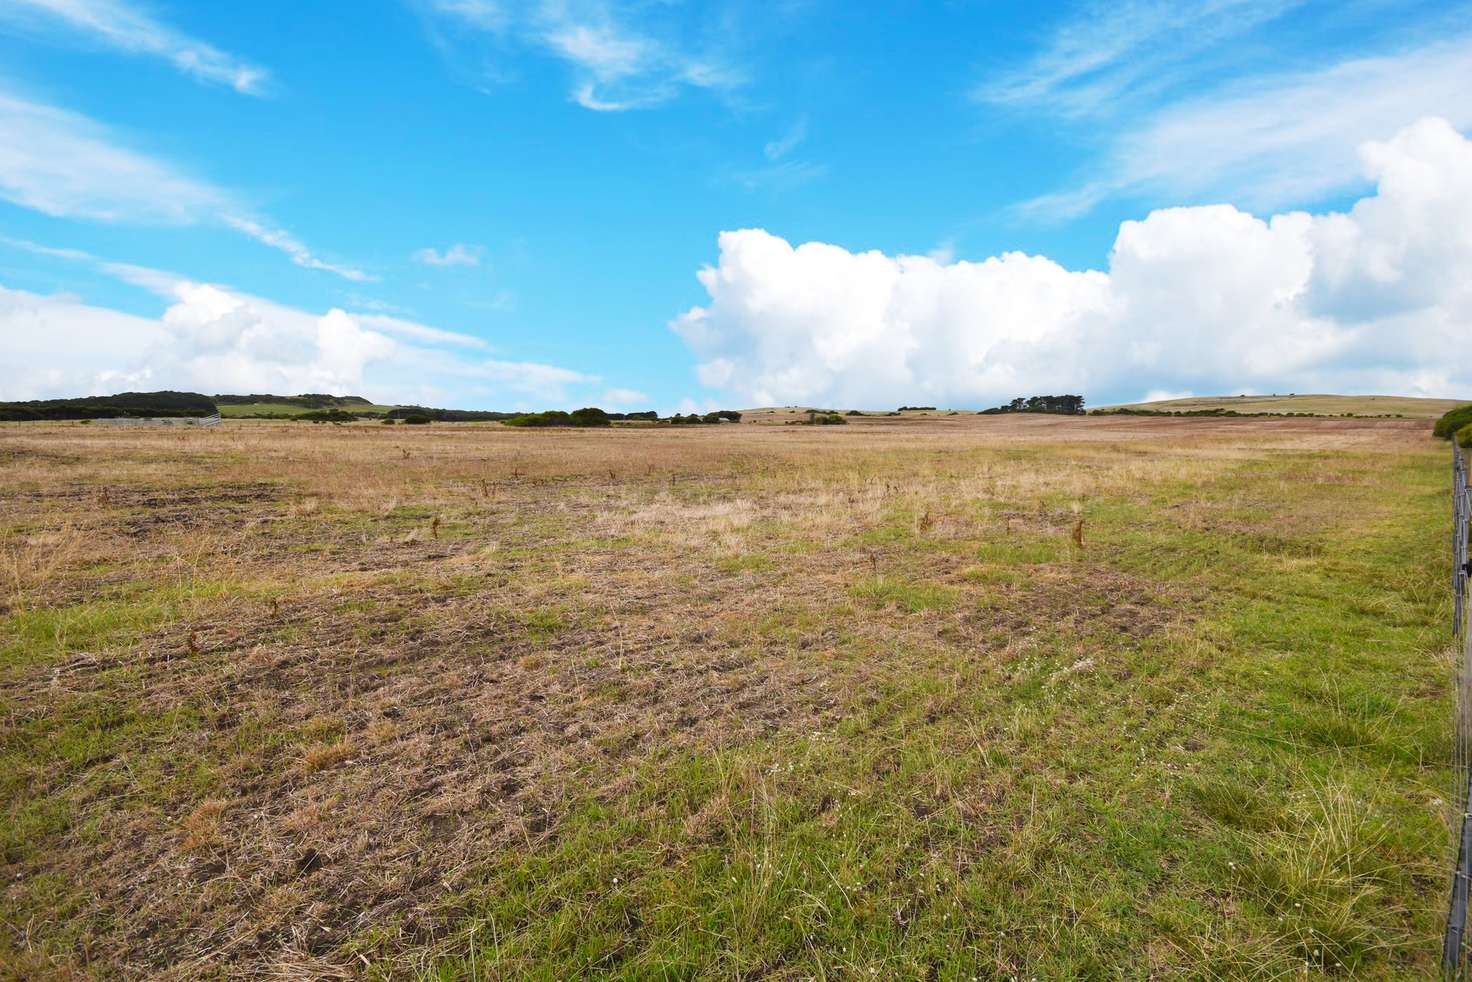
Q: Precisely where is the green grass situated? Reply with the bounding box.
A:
[218,400,399,418]
[392,445,1452,979]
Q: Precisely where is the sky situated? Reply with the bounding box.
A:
[1,0,1471,413]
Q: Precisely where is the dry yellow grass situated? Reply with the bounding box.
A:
[1099,392,1468,418]
[0,413,1455,979]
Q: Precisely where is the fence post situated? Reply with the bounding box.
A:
[1447,442,1472,976]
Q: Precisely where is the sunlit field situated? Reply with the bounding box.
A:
[0,414,1456,979]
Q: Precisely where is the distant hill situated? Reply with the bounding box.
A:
[0,391,217,421]
[213,394,399,418]
[1096,394,1469,420]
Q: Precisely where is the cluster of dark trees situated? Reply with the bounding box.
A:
[0,391,217,421]
[297,409,361,423]
[897,405,936,412]
[980,395,1085,415]
[787,411,846,426]
[503,408,613,428]
[668,411,742,425]
[385,405,516,422]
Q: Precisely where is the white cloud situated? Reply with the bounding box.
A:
[763,116,807,161]
[0,249,597,405]
[0,92,224,222]
[1016,33,1472,218]
[673,117,1472,409]
[979,0,1304,120]
[351,313,489,349]
[601,386,648,407]
[0,89,367,280]
[0,282,392,399]
[412,243,483,266]
[731,159,827,193]
[222,216,372,282]
[0,0,269,94]
[1141,389,1195,403]
[417,0,743,110]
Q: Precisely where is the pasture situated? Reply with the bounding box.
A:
[1097,393,1467,419]
[0,414,1457,979]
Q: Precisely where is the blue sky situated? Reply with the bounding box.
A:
[2,0,1471,411]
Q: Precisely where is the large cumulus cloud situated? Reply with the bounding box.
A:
[673,117,1472,408]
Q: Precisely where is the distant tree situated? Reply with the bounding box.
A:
[569,407,611,427]
[981,394,1086,416]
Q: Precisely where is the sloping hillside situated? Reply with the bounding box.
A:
[214,394,398,418]
[1098,393,1468,419]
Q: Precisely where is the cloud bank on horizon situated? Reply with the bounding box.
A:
[673,117,1472,411]
[0,261,595,409]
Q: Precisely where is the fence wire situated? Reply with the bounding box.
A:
[1443,440,1472,978]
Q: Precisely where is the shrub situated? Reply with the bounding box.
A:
[381,418,396,425]
[298,409,358,423]
[401,414,432,425]
[504,411,571,427]
[388,406,515,422]
[1433,405,1472,439]
[1458,422,1472,448]
[665,410,741,425]
[569,407,611,427]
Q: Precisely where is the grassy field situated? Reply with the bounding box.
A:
[217,401,400,418]
[0,413,1458,978]
[1099,393,1468,418]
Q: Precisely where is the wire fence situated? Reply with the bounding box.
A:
[95,412,221,428]
[1443,440,1472,977]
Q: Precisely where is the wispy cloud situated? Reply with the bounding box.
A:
[978,0,1306,119]
[415,0,744,110]
[0,91,225,222]
[763,115,807,161]
[0,89,369,280]
[412,243,483,266]
[728,115,825,192]
[1017,34,1472,219]
[731,159,827,193]
[223,216,372,281]
[0,0,270,94]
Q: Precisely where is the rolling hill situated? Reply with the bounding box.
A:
[1097,393,1469,419]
